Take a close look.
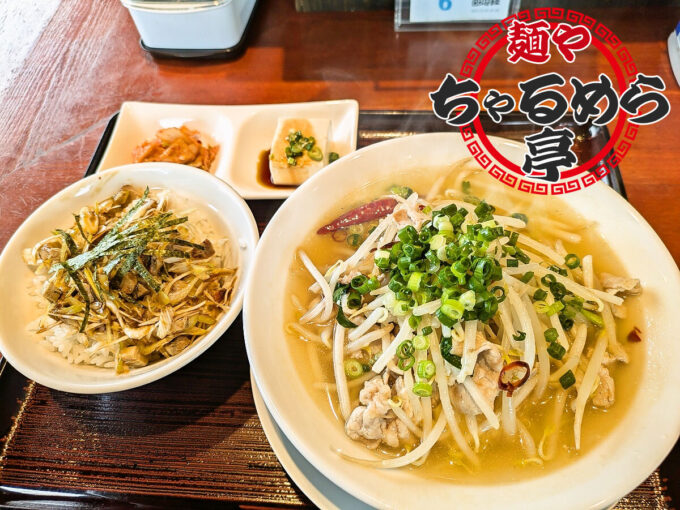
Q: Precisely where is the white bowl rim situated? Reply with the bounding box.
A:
[244,132,680,510]
[0,162,259,394]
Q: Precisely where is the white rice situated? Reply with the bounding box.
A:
[40,324,117,368]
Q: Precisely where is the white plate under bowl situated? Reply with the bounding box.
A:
[253,377,618,510]
[244,133,680,510]
[0,163,258,394]
[96,100,359,199]
[251,373,372,510]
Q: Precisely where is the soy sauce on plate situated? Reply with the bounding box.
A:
[256,149,297,190]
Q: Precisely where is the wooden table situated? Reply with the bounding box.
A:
[2,1,680,264]
[0,1,678,508]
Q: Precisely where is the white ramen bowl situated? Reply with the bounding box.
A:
[244,133,680,510]
[0,163,258,393]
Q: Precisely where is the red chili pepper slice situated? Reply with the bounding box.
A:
[627,326,642,343]
[498,360,531,396]
[317,198,397,234]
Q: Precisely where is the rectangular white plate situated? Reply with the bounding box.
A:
[96,100,359,199]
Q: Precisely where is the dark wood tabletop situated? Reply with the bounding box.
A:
[2,1,680,265]
[0,1,679,508]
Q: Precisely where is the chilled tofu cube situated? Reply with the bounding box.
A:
[269,118,331,185]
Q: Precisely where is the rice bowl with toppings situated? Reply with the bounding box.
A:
[24,185,238,373]
[0,163,258,393]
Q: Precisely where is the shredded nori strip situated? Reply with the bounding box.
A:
[133,258,160,292]
[60,262,90,332]
[61,188,150,271]
[109,187,150,235]
[118,244,148,278]
[48,188,200,330]
[103,255,123,275]
[73,214,89,243]
[55,229,79,257]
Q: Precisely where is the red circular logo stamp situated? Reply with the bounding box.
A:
[429,8,670,195]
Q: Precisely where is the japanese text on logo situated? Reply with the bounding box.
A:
[430,17,670,185]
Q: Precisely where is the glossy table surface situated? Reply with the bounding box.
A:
[0,0,678,508]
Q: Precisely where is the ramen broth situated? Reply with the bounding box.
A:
[284,165,643,482]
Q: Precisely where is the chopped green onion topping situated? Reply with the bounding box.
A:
[396,288,412,301]
[533,289,548,301]
[398,225,418,244]
[474,200,495,222]
[520,271,534,283]
[285,130,321,165]
[397,340,415,359]
[347,291,362,309]
[429,234,446,251]
[433,215,453,232]
[412,382,433,397]
[549,282,568,300]
[407,271,424,292]
[559,370,576,389]
[541,274,557,286]
[491,286,506,303]
[308,146,323,161]
[564,253,580,269]
[459,290,476,311]
[534,300,564,316]
[513,330,526,342]
[581,309,604,327]
[534,301,549,314]
[372,195,511,325]
[419,228,433,243]
[559,314,575,331]
[374,249,390,270]
[350,274,369,292]
[412,335,429,350]
[544,327,558,343]
[547,341,566,360]
[347,233,362,247]
[344,359,364,379]
[548,265,568,277]
[398,356,415,370]
[439,300,464,322]
[328,151,340,163]
[421,326,433,336]
[514,248,530,264]
[416,360,436,379]
[390,185,414,199]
